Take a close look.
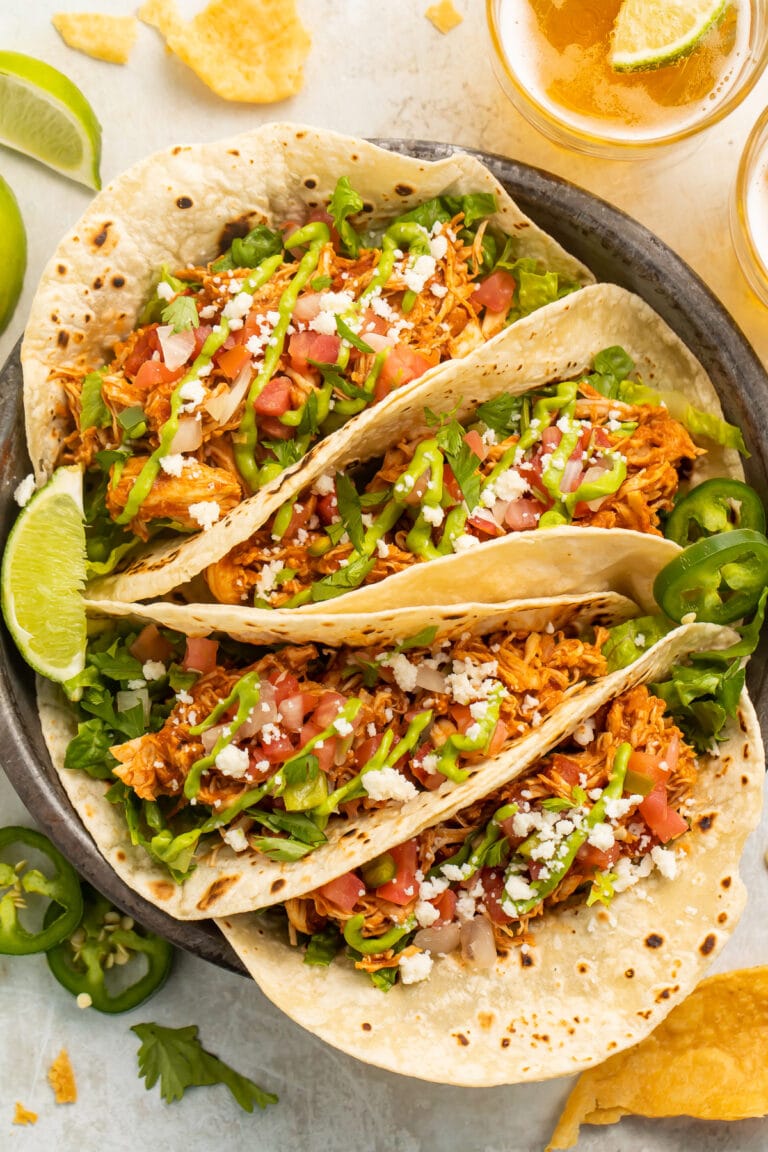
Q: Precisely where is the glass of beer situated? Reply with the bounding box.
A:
[731,106,768,306]
[486,0,768,159]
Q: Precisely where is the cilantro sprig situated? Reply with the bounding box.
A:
[132,1023,278,1111]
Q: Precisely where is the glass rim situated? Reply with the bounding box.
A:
[486,0,768,158]
[732,105,768,302]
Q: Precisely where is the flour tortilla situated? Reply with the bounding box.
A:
[217,691,762,1088]
[87,282,742,604]
[36,599,735,920]
[21,120,592,482]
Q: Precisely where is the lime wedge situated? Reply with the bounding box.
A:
[0,174,26,335]
[0,51,102,189]
[611,0,727,72]
[2,466,87,682]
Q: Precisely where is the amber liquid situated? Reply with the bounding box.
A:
[496,0,748,142]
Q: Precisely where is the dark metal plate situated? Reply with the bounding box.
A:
[1,140,766,974]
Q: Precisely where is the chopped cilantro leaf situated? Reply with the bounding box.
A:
[310,555,375,602]
[80,371,111,430]
[334,472,365,552]
[336,315,375,354]
[161,295,199,332]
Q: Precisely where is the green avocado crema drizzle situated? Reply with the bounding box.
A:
[500,741,631,918]
[184,669,262,798]
[432,683,507,783]
[114,322,230,525]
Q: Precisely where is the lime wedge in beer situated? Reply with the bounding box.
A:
[0,174,26,335]
[0,51,102,189]
[611,0,727,72]
[1,466,88,682]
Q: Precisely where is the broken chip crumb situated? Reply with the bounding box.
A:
[139,0,311,103]
[426,1,463,34]
[13,1102,38,1126]
[546,966,768,1150]
[48,1049,77,1105]
[52,13,138,64]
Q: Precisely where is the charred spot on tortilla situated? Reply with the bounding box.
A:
[176,196,193,210]
[500,1037,510,1049]
[637,1008,653,1019]
[151,880,175,900]
[453,1033,470,1047]
[718,912,728,924]
[722,875,732,888]
[116,850,126,861]
[270,878,286,894]
[521,952,534,968]
[577,962,588,974]
[742,774,750,785]
[303,177,317,189]
[112,276,125,289]
[57,264,67,276]
[700,933,717,956]
[57,331,69,349]
[743,742,751,758]
[91,223,112,248]
[478,1012,494,1030]
[739,710,749,732]
[645,933,664,949]
[625,968,635,978]
[195,874,239,911]
[697,813,715,832]
[92,277,103,290]
[395,183,415,197]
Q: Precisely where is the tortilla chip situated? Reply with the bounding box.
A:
[13,1102,38,1126]
[52,13,137,64]
[426,1,463,33]
[139,0,310,102]
[48,1049,77,1104]
[547,966,768,1149]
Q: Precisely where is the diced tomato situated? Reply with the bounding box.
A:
[479,867,512,925]
[410,745,444,790]
[361,308,389,336]
[133,358,183,393]
[472,269,516,314]
[430,888,457,926]
[191,325,212,357]
[627,750,668,789]
[449,703,473,733]
[307,207,341,249]
[316,492,338,525]
[639,783,688,844]
[576,841,622,871]
[549,755,583,789]
[541,425,562,451]
[592,427,612,450]
[486,719,508,758]
[462,429,487,462]
[124,328,161,377]
[443,464,463,505]
[503,498,545,531]
[282,501,314,540]
[288,330,340,372]
[255,729,296,764]
[216,344,251,381]
[314,691,348,728]
[181,637,219,674]
[376,840,418,906]
[317,871,365,912]
[374,345,434,402]
[254,375,293,417]
[354,734,384,769]
[467,513,505,538]
[268,671,301,703]
[129,624,174,665]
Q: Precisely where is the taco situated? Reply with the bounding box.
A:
[35,592,732,920]
[87,284,751,608]
[216,641,763,1086]
[21,123,591,582]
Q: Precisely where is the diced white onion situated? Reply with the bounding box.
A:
[491,498,510,526]
[169,416,202,454]
[413,922,461,955]
[405,469,431,506]
[363,331,397,353]
[201,724,227,754]
[334,734,354,766]
[560,457,584,494]
[460,916,497,970]
[239,683,278,737]
[157,325,196,371]
[204,361,252,425]
[279,693,306,732]
[414,665,447,694]
[116,689,150,726]
[580,463,612,511]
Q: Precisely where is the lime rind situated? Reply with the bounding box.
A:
[0,51,101,189]
[611,0,728,73]
[0,174,26,335]
[1,466,88,683]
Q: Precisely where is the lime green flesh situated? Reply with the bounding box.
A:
[611,0,728,72]
[0,174,26,334]
[0,52,101,188]
[1,467,87,682]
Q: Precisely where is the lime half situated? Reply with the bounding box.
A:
[0,175,26,335]
[2,466,87,682]
[611,0,727,72]
[0,51,102,189]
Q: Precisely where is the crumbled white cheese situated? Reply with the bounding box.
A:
[313,473,335,496]
[379,652,418,692]
[399,950,433,984]
[651,845,678,880]
[215,743,250,779]
[222,826,249,852]
[159,454,186,477]
[441,862,472,883]
[188,501,221,531]
[429,232,448,260]
[587,822,615,852]
[127,679,146,690]
[403,253,437,294]
[260,723,284,746]
[13,474,36,507]
[421,503,444,527]
[222,291,254,320]
[494,469,531,503]
[156,280,175,302]
[255,559,284,600]
[504,873,536,901]
[444,658,499,705]
[452,532,480,554]
[142,660,166,681]
[179,379,206,411]
[430,282,448,298]
[363,767,418,802]
[333,716,353,737]
[414,900,440,928]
